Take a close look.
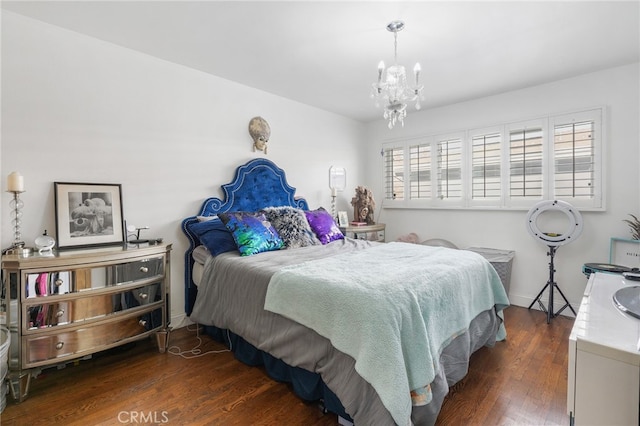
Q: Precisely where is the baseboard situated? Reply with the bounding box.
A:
[508,294,577,318]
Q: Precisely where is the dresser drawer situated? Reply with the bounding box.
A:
[23,255,164,298]
[24,282,162,331]
[23,307,162,367]
[112,257,164,283]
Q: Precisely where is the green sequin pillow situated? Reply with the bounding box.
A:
[218,211,284,256]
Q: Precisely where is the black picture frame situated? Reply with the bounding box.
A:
[54,182,125,250]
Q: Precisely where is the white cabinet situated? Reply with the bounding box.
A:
[568,272,640,425]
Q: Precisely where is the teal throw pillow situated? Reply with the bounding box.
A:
[219,211,284,256]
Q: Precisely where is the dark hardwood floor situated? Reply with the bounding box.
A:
[1,306,573,425]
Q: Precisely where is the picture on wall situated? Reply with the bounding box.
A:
[54,182,125,250]
[337,211,349,227]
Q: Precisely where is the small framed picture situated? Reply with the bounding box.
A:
[54,182,125,250]
[337,211,349,227]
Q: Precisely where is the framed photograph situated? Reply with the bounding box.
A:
[337,211,349,227]
[54,182,125,250]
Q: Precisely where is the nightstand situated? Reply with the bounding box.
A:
[1,243,171,402]
[340,223,385,242]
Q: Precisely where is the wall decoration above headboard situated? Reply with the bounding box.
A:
[181,158,309,314]
[248,116,270,154]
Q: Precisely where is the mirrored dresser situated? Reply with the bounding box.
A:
[1,243,171,402]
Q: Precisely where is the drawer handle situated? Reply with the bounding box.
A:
[138,292,148,299]
[55,279,64,287]
[55,342,64,350]
[139,319,147,327]
[139,266,149,273]
[56,309,65,318]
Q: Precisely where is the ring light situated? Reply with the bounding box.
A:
[526,200,583,247]
[526,199,583,323]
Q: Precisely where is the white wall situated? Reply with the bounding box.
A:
[0,12,365,325]
[3,10,638,324]
[365,62,640,313]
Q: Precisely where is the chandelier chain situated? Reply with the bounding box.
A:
[394,30,398,64]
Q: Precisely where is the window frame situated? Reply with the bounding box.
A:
[433,131,465,208]
[467,125,505,208]
[549,109,603,210]
[380,107,605,211]
[504,118,549,209]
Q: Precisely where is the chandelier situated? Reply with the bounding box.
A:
[371,21,424,129]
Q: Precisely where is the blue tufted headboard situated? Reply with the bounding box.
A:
[181,158,309,315]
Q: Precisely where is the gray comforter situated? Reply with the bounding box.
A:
[190,238,502,425]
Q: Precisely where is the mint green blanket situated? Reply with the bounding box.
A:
[264,242,509,426]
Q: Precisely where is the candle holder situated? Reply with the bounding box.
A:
[8,190,25,249]
[331,193,337,220]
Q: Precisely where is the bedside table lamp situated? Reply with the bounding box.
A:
[6,172,25,249]
[329,166,346,219]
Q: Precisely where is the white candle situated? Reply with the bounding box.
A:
[377,61,385,83]
[414,63,421,86]
[331,187,338,197]
[7,172,24,192]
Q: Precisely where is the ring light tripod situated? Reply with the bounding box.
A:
[526,200,583,323]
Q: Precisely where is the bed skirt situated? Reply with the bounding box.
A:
[202,307,502,425]
[203,325,351,421]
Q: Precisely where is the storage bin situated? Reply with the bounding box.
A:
[466,247,515,294]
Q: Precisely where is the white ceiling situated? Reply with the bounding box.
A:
[3,1,639,123]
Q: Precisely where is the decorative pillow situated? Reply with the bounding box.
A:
[218,211,284,256]
[261,206,321,248]
[304,207,344,245]
[187,217,238,256]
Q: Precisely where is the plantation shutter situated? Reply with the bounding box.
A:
[436,138,462,200]
[553,120,595,199]
[409,143,431,199]
[472,133,501,200]
[509,128,543,198]
[383,146,405,200]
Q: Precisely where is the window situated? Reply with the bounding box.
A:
[409,142,431,200]
[509,127,544,198]
[550,109,601,208]
[553,121,594,198]
[471,132,502,201]
[436,137,462,200]
[383,146,404,201]
[381,107,604,210]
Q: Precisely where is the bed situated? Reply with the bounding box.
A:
[181,158,509,426]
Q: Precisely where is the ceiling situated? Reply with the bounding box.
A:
[2,1,639,123]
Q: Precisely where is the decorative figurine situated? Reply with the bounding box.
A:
[351,186,376,225]
[249,116,270,154]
